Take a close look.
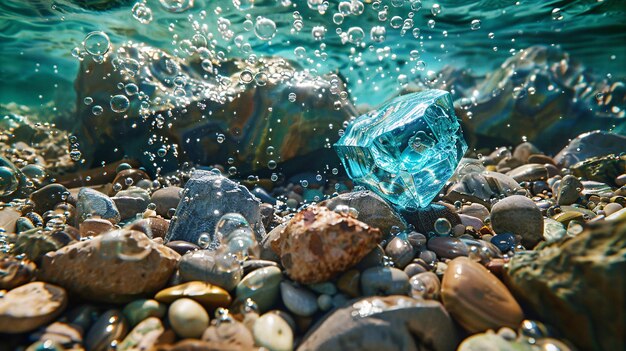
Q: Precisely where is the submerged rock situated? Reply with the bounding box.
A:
[74,43,355,175]
[0,282,67,334]
[298,296,457,351]
[39,229,180,303]
[554,131,626,167]
[506,217,626,351]
[165,171,264,250]
[335,90,467,210]
[271,206,382,284]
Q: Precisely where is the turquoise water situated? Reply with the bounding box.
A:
[1,0,625,110]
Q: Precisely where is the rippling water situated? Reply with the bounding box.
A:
[1,0,625,110]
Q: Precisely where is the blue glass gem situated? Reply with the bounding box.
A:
[334,90,468,210]
[491,233,517,253]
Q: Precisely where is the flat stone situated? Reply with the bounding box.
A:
[280,281,319,317]
[76,187,121,224]
[445,172,525,209]
[271,206,382,284]
[554,131,626,167]
[427,237,469,259]
[155,281,231,310]
[39,229,180,303]
[0,282,67,333]
[33,322,83,349]
[505,217,626,351]
[298,296,457,351]
[85,309,129,351]
[507,164,549,182]
[442,257,524,334]
[112,169,150,192]
[165,171,265,250]
[178,249,242,291]
[320,190,406,235]
[360,266,410,296]
[491,195,544,248]
[150,186,182,219]
[458,203,490,221]
[334,89,467,210]
[79,217,114,237]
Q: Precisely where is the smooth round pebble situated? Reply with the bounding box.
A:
[122,299,166,326]
[168,298,209,339]
[0,282,68,333]
[253,313,293,351]
[491,195,543,248]
[280,281,318,317]
[385,236,415,268]
[236,266,282,312]
[85,309,129,351]
[361,266,410,296]
[409,271,441,300]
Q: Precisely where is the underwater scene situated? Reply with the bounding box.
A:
[0,0,625,350]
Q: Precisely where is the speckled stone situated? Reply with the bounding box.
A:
[76,187,121,224]
[0,282,68,333]
[491,195,543,248]
[0,255,36,290]
[442,257,524,333]
[271,206,382,284]
[117,317,164,351]
[360,266,410,296]
[79,217,114,237]
[202,320,255,350]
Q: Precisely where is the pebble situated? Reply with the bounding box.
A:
[427,236,469,259]
[155,281,231,310]
[178,249,242,291]
[30,183,71,213]
[0,256,36,290]
[202,320,255,349]
[490,195,544,248]
[166,240,200,255]
[280,281,318,317]
[236,266,282,312]
[128,216,169,239]
[122,299,166,327]
[253,312,293,351]
[543,218,567,243]
[270,206,382,284]
[513,142,541,162]
[298,296,456,351]
[38,229,180,303]
[616,174,626,187]
[360,266,410,296]
[150,186,182,218]
[403,262,428,278]
[337,269,361,298]
[307,281,337,296]
[446,172,524,209]
[511,164,549,183]
[527,154,555,165]
[490,233,517,252]
[112,169,150,192]
[317,294,333,311]
[168,298,209,339]
[409,271,440,300]
[32,322,83,349]
[165,171,265,250]
[459,214,483,230]
[85,309,129,351]
[76,187,121,224]
[112,186,150,220]
[441,257,524,333]
[404,202,461,235]
[79,217,114,237]
[0,206,21,233]
[603,202,623,216]
[117,317,164,351]
[0,282,68,333]
[557,175,583,205]
[384,236,415,268]
[321,190,406,234]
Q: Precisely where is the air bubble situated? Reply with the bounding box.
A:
[83,31,110,56]
[254,17,277,41]
[131,2,153,24]
[110,95,130,113]
[470,19,481,30]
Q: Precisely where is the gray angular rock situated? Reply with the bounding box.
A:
[554,131,626,168]
[491,195,544,248]
[321,190,406,234]
[445,172,525,209]
[556,175,583,205]
[165,171,265,249]
[298,296,457,351]
[112,186,151,220]
[76,187,121,224]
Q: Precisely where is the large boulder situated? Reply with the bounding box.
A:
[39,229,180,303]
[505,217,626,351]
[298,296,457,351]
[165,171,265,249]
[74,43,356,175]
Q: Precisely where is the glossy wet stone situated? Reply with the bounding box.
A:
[385,236,415,268]
[155,281,231,310]
[556,175,583,205]
[253,312,294,351]
[337,270,361,298]
[32,321,83,349]
[554,131,626,167]
[202,320,255,349]
[298,296,457,351]
[168,298,209,339]
[0,255,36,290]
[85,309,129,351]
[178,249,242,291]
[334,89,467,210]
[280,281,318,317]
[442,257,524,333]
[360,266,410,296]
[409,272,441,300]
[76,187,121,224]
[0,282,67,333]
[445,172,524,209]
[491,195,543,248]
[236,266,282,312]
[117,317,164,351]
[151,186,182,219]
[122,299,166,327]
[427,236,469,259]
